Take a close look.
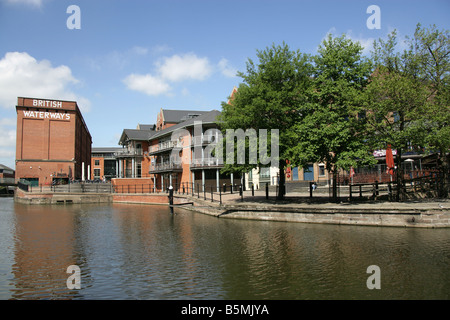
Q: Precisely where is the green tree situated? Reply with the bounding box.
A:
[219,42,312,199]
[411,24,450,197]
[365,30,430,200]
[289,34,374,201]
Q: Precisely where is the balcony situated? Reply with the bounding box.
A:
[148,162,183,173]
[115,149,143,158]
[191,135,218,146]
[190,158,223,170]
[148,141,182,155]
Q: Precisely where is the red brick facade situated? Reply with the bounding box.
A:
[15,97,92,186]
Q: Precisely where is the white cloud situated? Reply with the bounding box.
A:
[0,120,16,148]
[131,46,149,56]
[157,53,213,82]
[0,116,16,168]
[3,0,44,7]
[0,118,16,126]
[218,58,237,78]
[150,44,172,55]
[83,46,161,72]
[0,52,91,112]
[123,52,213,97]
[123,52,238,97]
[123,73,171,96]
[0,149,15,158]
[181,88,190,96]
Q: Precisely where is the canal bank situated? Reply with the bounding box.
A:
[14,188,449,228]
[14,188,113,205]
[180,193,450,228]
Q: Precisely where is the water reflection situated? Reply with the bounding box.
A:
[0,198,449,299]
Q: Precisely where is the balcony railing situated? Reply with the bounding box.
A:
[115,149,143,157]
[148,141,182,154]
[149,162,183,173]
[191,135,218,146]
[190,158,223,169]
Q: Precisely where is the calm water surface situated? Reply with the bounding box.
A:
[0,197,449,300]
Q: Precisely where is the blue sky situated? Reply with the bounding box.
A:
[0,0,449,169]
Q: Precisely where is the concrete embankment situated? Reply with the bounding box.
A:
[14,188,113,204]
[181,195,450,228]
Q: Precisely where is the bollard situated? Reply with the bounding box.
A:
[265,183,269,199]
[251,184,254,197]
[309,181,313,198]
[168,186,174,214]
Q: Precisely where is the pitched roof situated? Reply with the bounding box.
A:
[137,124,155,130]
[152,110,221,140]
[118,128,157,145]
[0,163,14,172]
[161,109,206,123]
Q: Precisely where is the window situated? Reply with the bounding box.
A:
[136,160,142,178]
[94,169,101,179]
[260,167,270,179]
[292,167,299,180]
[319,164,326,177]
[94,160,100,166]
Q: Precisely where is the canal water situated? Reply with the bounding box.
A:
[0,197,449,300]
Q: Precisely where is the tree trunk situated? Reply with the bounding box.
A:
[332,169,338,202]
[277,159,285,200]
[395,149,403,201]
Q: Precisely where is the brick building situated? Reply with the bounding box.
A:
[117,124,155,178]
[148,109,237,192]
[91,147,122,181]
[15,97,92,186]
[0,164,15,180]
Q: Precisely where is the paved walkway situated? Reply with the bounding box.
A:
[186,189,449,212]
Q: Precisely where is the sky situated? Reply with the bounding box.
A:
[0,0,449,169]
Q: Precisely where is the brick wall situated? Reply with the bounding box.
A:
[15,97,91,184]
